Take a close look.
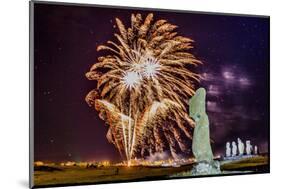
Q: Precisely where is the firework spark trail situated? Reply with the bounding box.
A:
[85,13,202,163]
[121,113,128,159]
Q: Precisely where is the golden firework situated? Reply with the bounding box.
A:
[85,13,202,162]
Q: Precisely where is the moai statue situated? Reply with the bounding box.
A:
[189,88,221,175]
[232,141,237,157]
[226,142,231,157]
[189,88,214,163]
[254,145,258,155]
[237,138,245,156]
[246,140,253,155]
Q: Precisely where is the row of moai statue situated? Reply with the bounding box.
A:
[226,138,258,157]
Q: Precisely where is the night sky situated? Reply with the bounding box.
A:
[33,3,269,162]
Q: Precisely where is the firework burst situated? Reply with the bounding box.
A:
[85,13,202,162]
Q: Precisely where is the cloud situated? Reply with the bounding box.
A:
[207,101,221,113]
[239,77,251,86]
[208,85,220,96]
[203,66,252,89]
[223,71,235,80]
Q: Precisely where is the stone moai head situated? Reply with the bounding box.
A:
[226,142,230,147]
[189,88,206,121]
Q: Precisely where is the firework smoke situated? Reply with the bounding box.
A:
[86,13,202,162]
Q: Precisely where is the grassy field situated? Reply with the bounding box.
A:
[33,155,269,188]
[221,155,269,171]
